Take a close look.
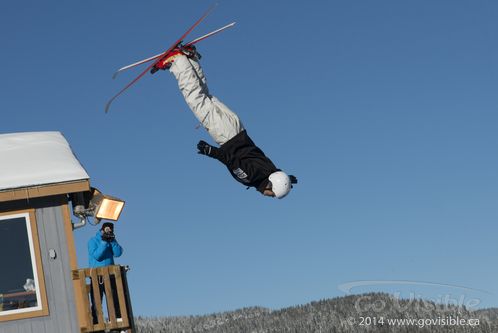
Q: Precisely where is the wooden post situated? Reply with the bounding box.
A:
[102,266,117,326]
[113,266,130,328]
[121,266,136,333]
[72,270,92,333]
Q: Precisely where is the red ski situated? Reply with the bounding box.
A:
[112,22,236,79]
[105,3,217,113]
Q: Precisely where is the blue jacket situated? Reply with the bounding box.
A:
[88,231,123,268]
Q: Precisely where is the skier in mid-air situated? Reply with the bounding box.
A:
[153,46,297,198]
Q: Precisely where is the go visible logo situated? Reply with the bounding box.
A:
[233,168,249,183]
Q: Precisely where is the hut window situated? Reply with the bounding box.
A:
[0,211,48,320]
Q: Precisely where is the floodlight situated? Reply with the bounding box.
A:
[70,188,125,229]
[89,190,125,221]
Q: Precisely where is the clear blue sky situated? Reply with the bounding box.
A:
[1,0,497,316]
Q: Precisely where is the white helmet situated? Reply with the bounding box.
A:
[268,171,292,199]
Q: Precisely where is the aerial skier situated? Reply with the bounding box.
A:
[154,46,297,198]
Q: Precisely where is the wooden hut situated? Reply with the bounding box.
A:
[0,132,134,333]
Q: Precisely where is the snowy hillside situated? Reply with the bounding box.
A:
[135,293,498,332]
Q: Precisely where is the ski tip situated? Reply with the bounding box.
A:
[112,71,120,80]
[105,101,112,113]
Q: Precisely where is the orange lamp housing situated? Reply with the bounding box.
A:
[89,189,125,222]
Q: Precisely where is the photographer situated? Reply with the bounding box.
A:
[87,222,123,324]
[88,222,123,267]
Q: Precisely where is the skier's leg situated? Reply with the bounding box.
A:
[170,55,244,145]
[187,56,208,90]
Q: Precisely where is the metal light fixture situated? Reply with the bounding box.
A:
[70,188,125,229]
[89,189,125,221]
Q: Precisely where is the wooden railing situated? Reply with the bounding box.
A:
[72,265,135,333]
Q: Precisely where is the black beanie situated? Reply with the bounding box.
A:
[101,222,114,231]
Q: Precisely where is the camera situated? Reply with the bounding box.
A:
[102,231,115,242]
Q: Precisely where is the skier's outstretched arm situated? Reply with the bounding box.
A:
[197,140,228,164]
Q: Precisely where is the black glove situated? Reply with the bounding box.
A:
[102,232,115,242]
[197,140,218,157]
[289,175,298,188]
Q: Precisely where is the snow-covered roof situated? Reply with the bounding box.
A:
[0,131,89,191]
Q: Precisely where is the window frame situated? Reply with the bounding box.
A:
[0,209,49,322]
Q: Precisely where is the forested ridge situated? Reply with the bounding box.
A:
[135,293,498,332]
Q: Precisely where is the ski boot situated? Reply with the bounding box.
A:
[150,44,201,74]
